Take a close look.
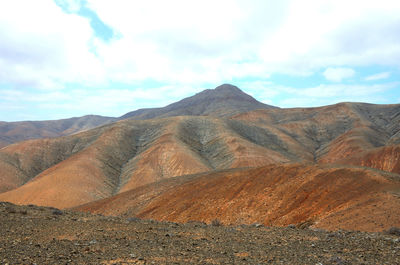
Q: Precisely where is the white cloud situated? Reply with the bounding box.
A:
[1,0,400,89]
[0,0,103,89]
[301,83,395,98]
[273,82,398,107]
[323,67,355,82]
[235,80,277,105]
[365,72,391,81]
[1,0,400,120]
[0,84,205,120]
[87,0,400,82]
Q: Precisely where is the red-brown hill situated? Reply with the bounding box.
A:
[76,163,400,232]
[338,144,400,174]
[0,116,289,207]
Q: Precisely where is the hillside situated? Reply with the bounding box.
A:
[0,101,399,210]
[0,116,292,205]
[232,102,400,165]
[338,144,400,174]
[0,115,116,148]
[76,163,400,232]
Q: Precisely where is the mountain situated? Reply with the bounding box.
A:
[0,115,116,149]
[0,84,274,148]
[232,102,400,166]
[120,84,276,119]
[0,116,291,204]
[0,102,399,207]
[0,84,399,231]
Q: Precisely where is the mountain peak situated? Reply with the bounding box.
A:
[197,84,254,100]
[121,84,276,119]
[214,84,242,93]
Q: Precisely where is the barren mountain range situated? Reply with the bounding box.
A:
[0,115,117,149]
[0,84,399,231]
[0,84,274,148]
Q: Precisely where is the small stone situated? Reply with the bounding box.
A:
[387,227,400,236]
[127,217,140,222]
[330,256,345,265]
[52,209,63,216]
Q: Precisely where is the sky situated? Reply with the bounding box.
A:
[0,0,399,121]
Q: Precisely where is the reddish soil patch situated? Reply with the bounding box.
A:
[76,163,400,232]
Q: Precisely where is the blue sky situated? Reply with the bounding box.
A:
[0,0,399,121]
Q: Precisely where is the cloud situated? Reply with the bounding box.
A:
[365,72,391,81]
[86,0,400,82]
[1,0,400,89]
[1,0,400,120]
[0,0,105,90]
[323,67,355,82]
[0,83,206,121]
[274,82,398,107]
[235,80,277,105]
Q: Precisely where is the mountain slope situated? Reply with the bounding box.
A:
[0,101,399,208]
[339,144,400,174]
[120,84,276,120]
[0,116,292,207]
[0,115,116,148]
[0,128,104,193]
[232,102,400,163]
[75,163,400,232]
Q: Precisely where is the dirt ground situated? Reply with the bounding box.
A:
[1,202,399,264]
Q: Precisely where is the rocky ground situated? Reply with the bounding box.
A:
[1,202,399,264]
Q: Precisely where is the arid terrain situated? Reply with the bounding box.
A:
[76,163,400,232]
[0,84,400,263]
[1,202,400,264]
[0,115,117,149]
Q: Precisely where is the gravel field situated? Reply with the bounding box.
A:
[1,202,399,264]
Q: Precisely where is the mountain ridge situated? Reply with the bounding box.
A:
[0,115,117,148]
[1,101,399,207]
[0,84,274,147]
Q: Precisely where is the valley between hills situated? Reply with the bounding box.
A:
[0,84,399,234]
